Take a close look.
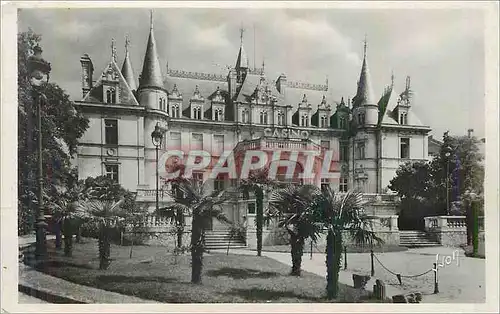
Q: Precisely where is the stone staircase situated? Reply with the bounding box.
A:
[204,229,247,250]
[399,230,441,248]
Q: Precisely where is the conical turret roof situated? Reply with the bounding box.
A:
[354,38,376,106]
[139,11,164,90]
[121,36,137,91]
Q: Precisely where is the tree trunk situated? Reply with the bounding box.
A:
[191,214,204,284]
[99,225,111,270]
[290,233,304,276]
[256,188,264,257]
[76,223,82,243]
[55,220,62,250]
[62,219,73,257]
[326,230,342,299]
[466,203,473,245]
[176,209,183,248]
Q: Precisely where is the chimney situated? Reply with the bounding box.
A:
[228,69,237,100]
[276,73,287,98]
[80,54,94,98]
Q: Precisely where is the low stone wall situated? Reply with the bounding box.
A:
[424,216,484,248]
[478,231,485,257]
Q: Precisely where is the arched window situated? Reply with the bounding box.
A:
[241,109,249,123]
[277,111,285,125]
[110,88,116,104]
[214,108,223,121]
[171,104,180,118]
[301,115,309,127]
[260,111,268,124]
[106,90,112,103]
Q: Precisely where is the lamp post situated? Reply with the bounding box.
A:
[444,145,452,215]
[151,123,163,211]
[28,44,52,259]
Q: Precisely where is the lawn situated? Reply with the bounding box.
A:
[258,244,408,254]
[28,238,376,303]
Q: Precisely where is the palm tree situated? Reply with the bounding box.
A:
[159,177,231,284]
[76,199,127,270]
[51,199,80,257]
[310,187,382,299]
[239,168,276,257]
[267,184,323,276]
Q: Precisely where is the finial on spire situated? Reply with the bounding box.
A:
[391,70,395,86]
[150,10,154,30]
[363,33,367,58]
[125,35,130,53]
[239,25,245,45]
[111,38,117,62]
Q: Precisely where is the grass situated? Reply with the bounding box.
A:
[28,238,382,303]
[257,244,408,254]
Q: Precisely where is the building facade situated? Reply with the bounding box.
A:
[74,16,432,228]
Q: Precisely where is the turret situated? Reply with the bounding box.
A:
[352,37,378,127]
[137,11,168,110]
[121,36,137,92]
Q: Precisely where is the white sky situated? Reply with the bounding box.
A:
[18,6,486,139]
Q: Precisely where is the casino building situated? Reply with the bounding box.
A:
[74,14,432,231]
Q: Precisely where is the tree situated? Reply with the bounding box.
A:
[18,30,89,235]
[267,184,323,276]
[159,177,231,284]
[388,161,436,230]
[76,199,127,270]
[239,168,276,257]
[310,187,382,300]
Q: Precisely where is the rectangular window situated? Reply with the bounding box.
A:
[169,132,181,150]
[340,143,348,161]
[339,177,348,192]
[339,117,346,129]
[321,140,330,150]
[248,202,256,215]
[214,175,225,191]
[105,164,119,183]
[357,143,365,159]
[191,133,203,150]
[321,178,329,191]
[213,135,224,155]
[104,119,118,145]
[400,138,410,159]
[192,172,204,187]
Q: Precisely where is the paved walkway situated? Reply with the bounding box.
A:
[216,246,485,303]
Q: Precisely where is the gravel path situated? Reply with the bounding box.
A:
[220,246,485,303]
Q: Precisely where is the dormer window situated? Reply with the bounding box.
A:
[400,112,408,125]
[242,109,250,123]
[300,115,309,127]
[214,108,224,121]
[193,107,202,120]
[277,111,285,126]
[171,104,180,118]
[339,116,346,129]
[320,116,328,128]
[106,88,116,104]
[259,111,268,124]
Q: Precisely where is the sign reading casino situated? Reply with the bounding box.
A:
[263,128,309,139]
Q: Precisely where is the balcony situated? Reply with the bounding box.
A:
[235,137,322,153]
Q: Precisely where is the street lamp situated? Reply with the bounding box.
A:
[28,44,52,259]
[444,145,453,215]
[151,123,163,211]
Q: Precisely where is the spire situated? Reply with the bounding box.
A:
[235,26,249,69]
[138,10,165,90]
[354,35,376,106]
[121,35,137,91]
[111,38,117,62]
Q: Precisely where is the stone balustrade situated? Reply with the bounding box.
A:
[424,215,484,247]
